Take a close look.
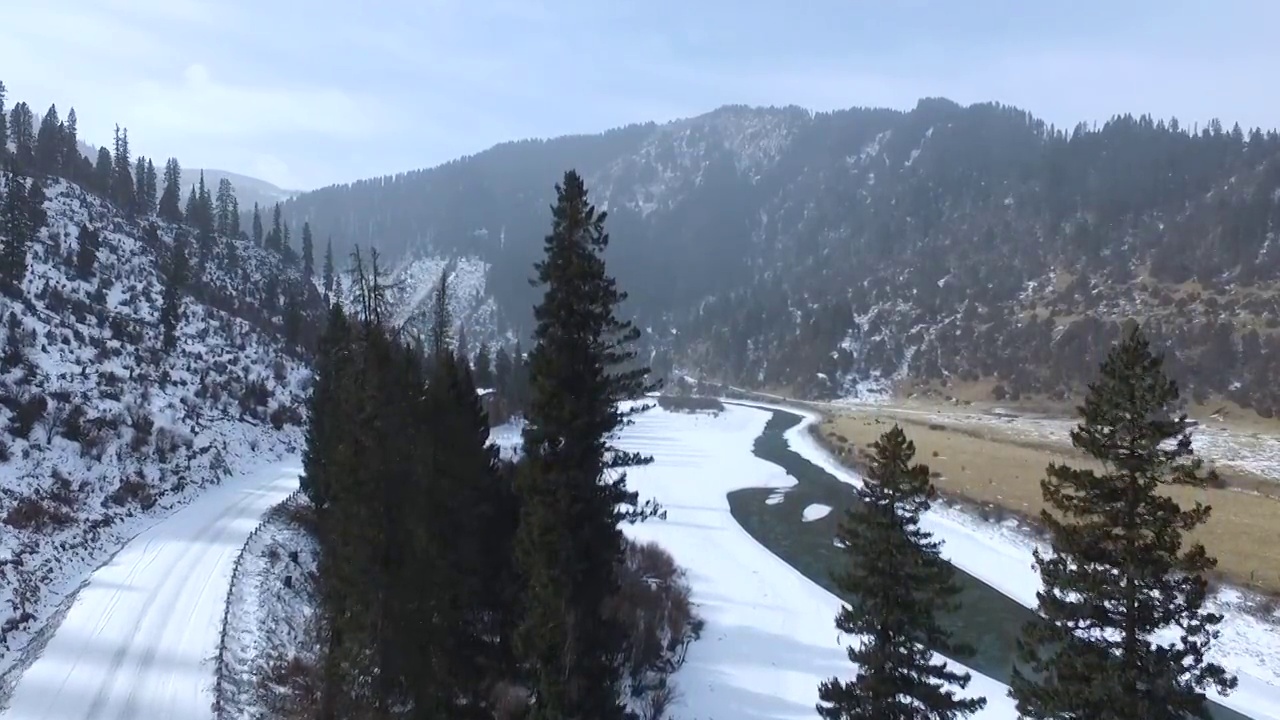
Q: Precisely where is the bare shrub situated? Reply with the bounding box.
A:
[656,394,724,414]
[489,681,532,720]
[608,539,703,707]
[255,654,321,720]
[4,496,73,531]
[637,681,681,720]
[106,476,156,510]
[38,398,69,445]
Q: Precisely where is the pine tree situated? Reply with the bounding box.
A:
[133,156,148,212]
[228,193,240,238]
[818,425,985,720]
[473,341,493,388]
[456,323,469,364]
[159,229,190,353]
[9,102,35,171]
[1010,326,1237,719]
[93,147,112,197]
[514,170,660,720]
[323,236,335,299]
[0,171,44,291]
[282,221,291,253]
[110,125,135,213]
[283,287,303,346]
[429,266,451,358]
[61,108,78,179]
[143,159,158,215]
[268,202,283,251]
[1,172,29,288]
[0,82,7,160]
[184,185,198,225]
[494,344,512,398]
[302,221,315,284]
[75,223,98,280]
[159,158,183,222]
[34,104,63,176]
[215,177,236,236]
[251,203,264,245]
[197,171,214,233]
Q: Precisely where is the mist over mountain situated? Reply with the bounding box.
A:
[275,97,1280,414]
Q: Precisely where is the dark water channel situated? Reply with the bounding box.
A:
[723,404,1248,720]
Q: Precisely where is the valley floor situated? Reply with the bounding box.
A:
[740,400,1280,720]
[816,400,1280,598]
[612,404,1016,719]
[0,460,300,720]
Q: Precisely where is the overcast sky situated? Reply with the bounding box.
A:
[4,0,1278,191]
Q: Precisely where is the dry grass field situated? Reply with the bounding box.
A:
[818,405,1280,597]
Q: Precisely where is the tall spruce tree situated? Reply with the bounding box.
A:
[184,185,198,225]
[1009,326,1237,719]
[428,266,451,358]
[93,147,112,197]
[159,158,183,222]
[110,125,135,212]
[75,223,99,280]
[268,202,282,251]
[473,341,493,388]
[143,159,158,215]
[302,221,315,284]
[251,202,264,246]
[1,172,30,288]
[197,172,214,232]
[494,344,512,396]
[159,229,190,353]
[34,104,62,176]
[133,156,148,212]
[514,170,660,720]
[0,82,7,160]
[323,236,335,299]
[215,177,236,236]
[9,102,35,171]
[61,108,78,179]
[818,425,985,720]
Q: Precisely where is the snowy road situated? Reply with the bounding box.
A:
[0,462,301,720]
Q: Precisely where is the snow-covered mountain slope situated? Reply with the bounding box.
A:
[0,173,311,682]
[335,251,511,349]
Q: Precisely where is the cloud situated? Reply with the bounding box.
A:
[5,0,1280,190]
[127,63,386,140]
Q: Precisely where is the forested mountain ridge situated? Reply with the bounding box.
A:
[280,98,1280,415]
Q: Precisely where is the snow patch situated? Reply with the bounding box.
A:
[802,503,832,522]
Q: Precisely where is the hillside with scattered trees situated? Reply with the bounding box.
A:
[0,78,323,674]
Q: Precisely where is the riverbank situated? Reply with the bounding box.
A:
[724,401,1276,720]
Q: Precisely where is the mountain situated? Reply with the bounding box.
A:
[75,141,297,210]
[277,99,1280,417]
[0,167,319,670]
[178,168,298,209]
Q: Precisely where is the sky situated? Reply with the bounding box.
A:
[3,0,1279,191]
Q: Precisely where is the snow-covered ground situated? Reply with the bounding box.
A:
[736,400,1280,720]
[615,405,1016,718]
[0,460,300,720]
[217,491,319,719]
[0,176,310,682]
[801,503,832,522]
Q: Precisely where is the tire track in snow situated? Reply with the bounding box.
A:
[0,463,299,720]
